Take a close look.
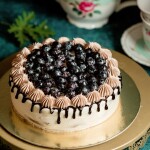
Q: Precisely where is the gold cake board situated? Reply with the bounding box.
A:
[0,51,150,150]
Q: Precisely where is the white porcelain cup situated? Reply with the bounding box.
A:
[141,12,150,50]
[57,0,136,29]
[137,0,150,23]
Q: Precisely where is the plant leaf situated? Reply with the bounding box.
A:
[8,11,54,46]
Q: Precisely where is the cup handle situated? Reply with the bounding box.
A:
[115,0,137,12]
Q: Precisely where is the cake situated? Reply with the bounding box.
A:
[9,37,122,132]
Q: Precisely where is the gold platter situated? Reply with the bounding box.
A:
[0,51,150,150]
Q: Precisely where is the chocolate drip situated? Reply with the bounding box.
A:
[11,85,16,92]
[79,107,83,116]
[72,108,76,119]
[117,87,120,95]
[57,109,61,124]
[97,102,100,112]
[65,108,68,118]
[112,92,115,100]
[15,89,20,99]
[105,100,108,110]
[88,105,92,114]
[30,103,35,112]
[22,97,27,103]
[50,108,54,114]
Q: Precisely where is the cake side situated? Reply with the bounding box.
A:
[9,37,122,132]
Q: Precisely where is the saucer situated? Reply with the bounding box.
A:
[121,23,150,67]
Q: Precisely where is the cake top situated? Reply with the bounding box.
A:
[10,37,121,109]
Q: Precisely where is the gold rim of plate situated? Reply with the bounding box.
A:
[0,51,150,150]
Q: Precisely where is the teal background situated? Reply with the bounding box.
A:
[0,0,149,149]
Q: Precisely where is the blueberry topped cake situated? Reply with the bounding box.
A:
[9,37,122,132]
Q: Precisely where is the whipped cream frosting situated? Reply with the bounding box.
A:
[107,58,118,68]
[99,48,112,59]
[98,83,113,97]
[41,95,55,108]
[71,94,87,107]
[20,81,34,94]
[58,37,70,43]
[28,89,44,102]
[55,96,70,109]
[86,42,101,52]
[87,91,102,103]
[72,38,86,46]
[108,67,120,77]
[13,73,28,86]
[42,38,55,45]
[10,37,122,109]
[11,66,24,76]
[105,76,121,88]
[20,47,31,57]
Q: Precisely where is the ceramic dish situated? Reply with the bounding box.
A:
[121,23,150,67]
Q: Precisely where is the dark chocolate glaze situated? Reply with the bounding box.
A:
[9,78,121,125]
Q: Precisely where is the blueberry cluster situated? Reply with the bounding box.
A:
[24,41,108,98]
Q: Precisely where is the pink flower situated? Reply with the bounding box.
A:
[78,1,96,13]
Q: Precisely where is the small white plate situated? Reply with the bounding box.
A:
[121,23,150,67]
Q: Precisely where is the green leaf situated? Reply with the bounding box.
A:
[94,10,101,14]
[8,11,55,46]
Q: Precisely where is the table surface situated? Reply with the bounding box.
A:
[0,0,149,149]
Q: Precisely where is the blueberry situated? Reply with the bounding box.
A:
[86,48,92,57]
[42,45,51,53]
[98,79,105,85]
[45,80,53,87]
[66,53,75,62]
[54,69,62,77]
[62,71,71,78]
[50,87,60,97]
[34,50,41,56]
[43,86,51,94]
[54,60,64,68]
[36,66,42,73]
[52,41,62,49]
[69,75,78,82]
[28,69,34,75]
[58,83,67,90]
[74,44,84,53]
[37,58,45,65]
[69,82,78,90]
[58,77,67,84]
[72,66,80,74]
[76,52,86,62]
[90,83,98,91]
[88,66,97,73]
[94,53,100,59]
[80,86,89,95]
[96,58,106,66]
[89,76,97,83]
[61,67,67,72]
[47,65,54,72]
[68,90,76,98]
[87,57,95,66]
[98,70,108,79]
[42,73,50,80]
[79,79,87,86]
[78,73,88,80]
[79,63,86,73]
[69,61,77,67]
[64,41,73,51]
[47,55,54,63]
[57,54,65,61]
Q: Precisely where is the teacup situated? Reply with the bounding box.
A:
[140,12,150,50]
[137,0,150,23]
[57,0,136,29]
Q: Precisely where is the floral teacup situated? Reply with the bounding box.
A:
[57,0,136,29]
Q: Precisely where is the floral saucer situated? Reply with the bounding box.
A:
[121,23,150,67]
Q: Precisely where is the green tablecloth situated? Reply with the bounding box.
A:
[0,0,149,149]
